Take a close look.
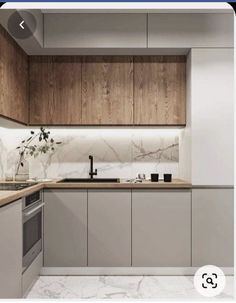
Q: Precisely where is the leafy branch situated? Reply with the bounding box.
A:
[16,127,62,175]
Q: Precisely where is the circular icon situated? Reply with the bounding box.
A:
[7,10,36,39]
[194,265,226,297]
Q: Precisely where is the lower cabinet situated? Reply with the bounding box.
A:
[192,188,234,267]
[0,200,22,298]
[88,190,131,267]
[132,190,191,267]
[44,189,87,267]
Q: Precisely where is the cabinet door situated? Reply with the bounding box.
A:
[88,190,131,266]
[192,188,234,267]
[148,14,234,48]
[29,56,82,125]
[44,189,87,267]
[0,26,28,124]
[0,200,22,298]
[44,13,147,48]
[134,56,186,125]
[82,56,133,125]
[132,190,191,266]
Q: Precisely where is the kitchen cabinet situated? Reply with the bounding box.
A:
[0,200,22,298]
[0,25,28,124]
[44,189,87,267]
[88,189,131,266]
[148,14,234,48]
[134,56,186,125]
[190,49,233,185]
[192,188,234,267]
[82,56,133,125]
[29,56,82,125]
[44,13,147,48]
[132,190,191,266]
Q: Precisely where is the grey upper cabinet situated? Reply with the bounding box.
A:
[0,200,22,298]
[44,189,87,267]
[88,190,131,267]
[44,14,147,48]
[132,190,191,267]
[148,13,234,48]
[192,188,234,267]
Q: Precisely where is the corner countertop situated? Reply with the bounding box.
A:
[0,179,191,208]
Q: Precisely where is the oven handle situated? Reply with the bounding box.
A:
[23,202,45,217]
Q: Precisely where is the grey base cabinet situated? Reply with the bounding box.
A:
[44,189,87,267]
[0,200,22,298]
[192,188,234,267]
[88,190,131,267]
[132,190,191,267]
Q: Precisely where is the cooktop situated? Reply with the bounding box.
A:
[0,183,37,191]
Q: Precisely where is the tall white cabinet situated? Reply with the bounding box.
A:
[190,48,234,186]
[185,48,234,268]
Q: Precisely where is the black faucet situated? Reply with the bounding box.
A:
[89,155,97,179]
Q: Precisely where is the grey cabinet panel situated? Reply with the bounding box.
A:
[132,190,191,267]
[0,200,22,298]
[44,189,87,267]
[88,190,131,267]
[192,189,234,267]
[149,14,234,48]
[45,14,147,48]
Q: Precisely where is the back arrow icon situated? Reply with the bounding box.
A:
[19,21,25,29]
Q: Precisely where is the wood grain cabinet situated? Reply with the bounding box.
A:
[134,56,186,125]
[82,56,134,125]
[192,188,234,267]
[132,190,191,267]
[29,56,82,125]
[88,190,132,267]
[43,189,87,267]
[0,26,28,124]
[0,200,22,298]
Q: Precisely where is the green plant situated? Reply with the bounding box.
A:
[16,127,62,175]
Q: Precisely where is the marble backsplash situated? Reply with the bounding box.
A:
[0,128,179,180]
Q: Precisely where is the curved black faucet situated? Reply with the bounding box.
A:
[89,155,97,179]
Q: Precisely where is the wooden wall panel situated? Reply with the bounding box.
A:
[29,56,82,125]
[81,56,133,125]
[134,56,186,125]
[0,26,28,124]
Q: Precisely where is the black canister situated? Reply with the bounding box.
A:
[151,173,159,182]
[164,174,172,182]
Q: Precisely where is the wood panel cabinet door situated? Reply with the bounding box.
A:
[88,190,131,266]
[29,56,82,125]
[134,56,186,125]
[0,26,28,124]
[132,190,191,267]
[44,189,87,267]
[192,189,234,267]
[0,200,22,298]
[82,56,133,125]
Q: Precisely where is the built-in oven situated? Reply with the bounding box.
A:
[22,191,44,273]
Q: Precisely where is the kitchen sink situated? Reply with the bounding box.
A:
[59,178,120,183]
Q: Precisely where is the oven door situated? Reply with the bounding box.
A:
[22,201,44,272]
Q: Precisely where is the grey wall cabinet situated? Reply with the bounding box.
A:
[44,14,147,48]
[132,190,191,267]
[0,200,22,298]
[148,13,234,48]
[44,189,87,267]
[192,188,234,267]
[88,190,131,267]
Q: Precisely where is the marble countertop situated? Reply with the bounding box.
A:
[0,179,191,208]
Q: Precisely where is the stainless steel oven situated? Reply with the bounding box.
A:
[22,191,44,272]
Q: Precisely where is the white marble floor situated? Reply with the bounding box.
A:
[27,276,234,300]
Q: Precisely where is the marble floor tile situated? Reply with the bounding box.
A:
[27,276,234,300]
